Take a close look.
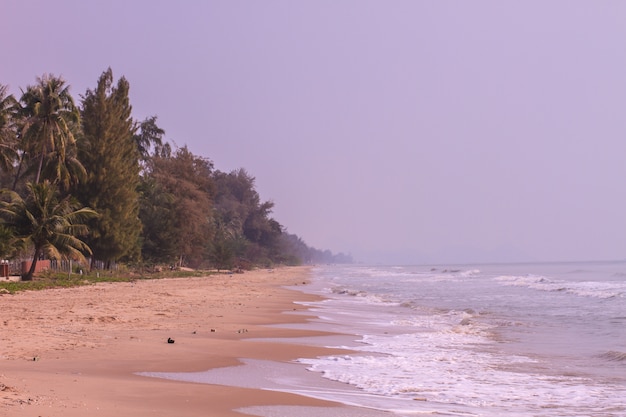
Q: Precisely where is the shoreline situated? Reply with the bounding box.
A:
[0,266,384,416]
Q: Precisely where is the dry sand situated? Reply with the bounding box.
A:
[0,267,379,416]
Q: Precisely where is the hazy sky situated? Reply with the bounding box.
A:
[2,1,626,264]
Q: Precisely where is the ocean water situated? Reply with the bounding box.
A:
[139,262,625,416]
[293,262,626,416]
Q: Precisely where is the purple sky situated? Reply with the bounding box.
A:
[2,1,626,264]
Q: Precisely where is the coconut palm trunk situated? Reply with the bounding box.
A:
[24,247,42,281]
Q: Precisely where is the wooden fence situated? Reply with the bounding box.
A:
[2,258,117,278]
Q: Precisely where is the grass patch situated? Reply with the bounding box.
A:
[0,268,213,294]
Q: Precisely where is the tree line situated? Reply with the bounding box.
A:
[0,69,352,279]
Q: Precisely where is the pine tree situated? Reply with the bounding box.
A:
[77,68,142,266]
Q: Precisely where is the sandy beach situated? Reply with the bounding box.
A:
[0,267,378,416]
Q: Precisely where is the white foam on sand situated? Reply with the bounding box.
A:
[138,358,405,416]
[236,405,395,417]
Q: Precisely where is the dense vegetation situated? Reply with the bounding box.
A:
[0,69,352,277]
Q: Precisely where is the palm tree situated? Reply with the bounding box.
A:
[18,75,83,188]
[0,84,18,176]
[39,143,86,194]
[0,181,97,280]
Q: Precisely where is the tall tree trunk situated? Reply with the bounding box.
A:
[34,151,45,184]
[12,151,25,191]
[23,247,41,281]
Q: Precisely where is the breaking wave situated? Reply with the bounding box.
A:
[598,350,626,362]
[494,274,625,299]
